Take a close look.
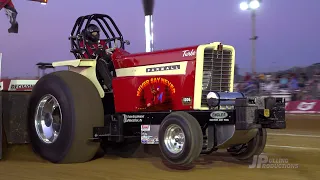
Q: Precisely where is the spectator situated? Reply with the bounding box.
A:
[289,74,299,90]
[244,72,251,82]
[279,75,288,88]
[298,73,308,88]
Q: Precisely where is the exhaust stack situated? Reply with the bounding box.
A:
[142,0,155,52]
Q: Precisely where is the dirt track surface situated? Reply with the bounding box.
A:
[0,114,319,180]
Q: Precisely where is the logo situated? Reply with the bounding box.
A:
[136,77,176,96]
[182,97,192,105]
[123,114,144,123]
[146,65,180,72]
[141,125,151,131]
[182,49,196,57]
[141,136,148,144]
[210,111,228,118]
[210,111,229,122]
[249,155,299,169]
[296,102,316,111]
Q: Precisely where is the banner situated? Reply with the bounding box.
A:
[286,100,320,114]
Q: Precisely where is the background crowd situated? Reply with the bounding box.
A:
[235,69,320,101]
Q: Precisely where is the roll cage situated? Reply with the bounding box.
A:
[69,14,125,59]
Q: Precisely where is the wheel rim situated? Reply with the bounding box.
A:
[164,124,185,154]
[34,94,62,144]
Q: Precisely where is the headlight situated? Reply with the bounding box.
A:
[207,92,220,108]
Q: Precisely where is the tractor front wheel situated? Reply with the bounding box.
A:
[159,111,203,167]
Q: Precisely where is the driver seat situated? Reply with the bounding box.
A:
[75,35,114,92]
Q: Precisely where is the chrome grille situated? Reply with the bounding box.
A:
[201,47,233,106]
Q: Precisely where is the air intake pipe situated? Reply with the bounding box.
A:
[142,0,154,52]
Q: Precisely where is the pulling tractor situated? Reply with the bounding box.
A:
[1,14,286,167]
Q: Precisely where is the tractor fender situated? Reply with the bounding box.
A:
[52,59,104,98]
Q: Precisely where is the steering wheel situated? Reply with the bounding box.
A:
[103,37,122,44]
[102,37,123,52]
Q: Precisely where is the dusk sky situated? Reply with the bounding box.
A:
[0,0,319,77]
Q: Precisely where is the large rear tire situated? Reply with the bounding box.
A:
[28,71,104,163]
[159,111,203,166]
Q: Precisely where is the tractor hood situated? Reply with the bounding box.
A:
[113,45,198,68]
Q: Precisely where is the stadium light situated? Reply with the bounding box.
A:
[240,0,260,11]
[240,2,249,11]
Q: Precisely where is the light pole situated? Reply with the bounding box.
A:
[240,0,261,74]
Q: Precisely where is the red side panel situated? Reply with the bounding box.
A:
[112,60,196,113]
[112,46,198,69]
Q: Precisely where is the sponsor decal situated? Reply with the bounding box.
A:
[136,77,175,111]
[141,132,148,136]
[209,111,229,122]
[182,97,192,105]
[123,114,144,123]
[141,136,159,144]
[182,49,196,57]
[141,136,158,144]
[146,65,180,73]
[141,136,149,144]
[147,138,155,144]
[141,125,151,131]
[153,136,159,143]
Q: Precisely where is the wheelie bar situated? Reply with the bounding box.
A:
[201,125,217,154]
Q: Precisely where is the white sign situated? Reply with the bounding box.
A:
[249,155,299,169]
[182,49,196,57]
